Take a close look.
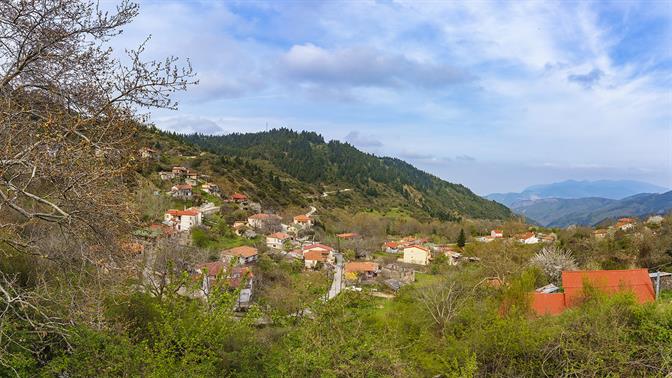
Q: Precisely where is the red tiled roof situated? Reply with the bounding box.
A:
[196,261,226,277]
[345,261,379,273]
[531,269,655,316]
[267,232,290,239]
[302,243,334,252]
[166,209,199,217]
[222,246,258,258]
[293,215,311,222]
[173,184,192,190]
[337,232,360,239]
[518,232,535,240]
[403,245,429,252]
[384,242,399,248]
[304,250,329,261]
[618,217,635,223]
[231,193,247,200]
[562,268,654,306]
[229,266,253,287]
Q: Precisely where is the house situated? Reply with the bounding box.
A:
[302,243,335,268]
[592,229,608,239]
[158,171,175,180]
[230,193,248,202]
[221,246,258,265]
[531,269,655,316]
[615,217,635,231]
[247,213,282,229]
[345,261,380,281]
[186,169,199,180]
[195,260,227,295]
[516,232,539,244]
[201,183,220,195]
[383,241,400,253]
[266,232,290,249]
[139,147,157,159]
[402,245,431,265]
[491,229,504,238]
[293,214,313,228]
[337,232,360,240]
[172,166,188,176]
[164,209,202,231]
[303,250,329,269]
[170,184,193,198]
[229,266,254,311]
[197,202,220,216]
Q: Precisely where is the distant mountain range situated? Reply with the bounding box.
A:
[486,180,668,207]
[510,191,672,227]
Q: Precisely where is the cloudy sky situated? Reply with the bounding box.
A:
[112,0,671,194]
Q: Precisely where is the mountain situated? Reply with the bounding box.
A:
[487,180,668,207]
[511,191,672,227]
[177,128,512,221]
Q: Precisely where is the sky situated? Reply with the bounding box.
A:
[110,0,672,195]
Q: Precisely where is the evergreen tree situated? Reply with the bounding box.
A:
[457,228,466,248]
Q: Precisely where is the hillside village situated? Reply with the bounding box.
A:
[128,144,672,318]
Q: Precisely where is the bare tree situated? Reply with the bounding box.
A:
[0,0,196,256]
[415,280,471,336]
[0,1,196,372]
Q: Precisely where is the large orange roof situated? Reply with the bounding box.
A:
[562,268,654,306]
[337,232,360,239]
[345,261,379,273]
[531,268,655,316]
[166,209,199,217]
[293,215,311,222]
[304,250,328,261]
[222,246,258,258]
[303,243,334,252]
[267,232,290,239]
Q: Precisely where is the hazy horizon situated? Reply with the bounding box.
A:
[110,1,672,194]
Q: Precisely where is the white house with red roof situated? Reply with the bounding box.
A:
[266,232,291,249]
[516,232,539,244]
[402,245,431,265]
[302,243,335,268]
[491,229,504,238]
[293,214,313,228]
[164,209,202,232]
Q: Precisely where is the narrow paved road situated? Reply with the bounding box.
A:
[327,252,344,300]
[306,206,317,216]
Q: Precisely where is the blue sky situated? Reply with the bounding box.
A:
[112,0,672,194]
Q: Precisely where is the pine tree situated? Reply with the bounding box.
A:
[457,228,466,248]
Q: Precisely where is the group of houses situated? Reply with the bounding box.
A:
[382,237,465,266]
[475,229,556,245]
[158,166,221,200]
[193,245,259,310]
[593,217,639,239]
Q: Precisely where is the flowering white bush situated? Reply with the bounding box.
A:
[530,245,578,283]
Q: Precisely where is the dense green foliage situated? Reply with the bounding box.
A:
[179,129,511,221]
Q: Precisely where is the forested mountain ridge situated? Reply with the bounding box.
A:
[178,128,511,221]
